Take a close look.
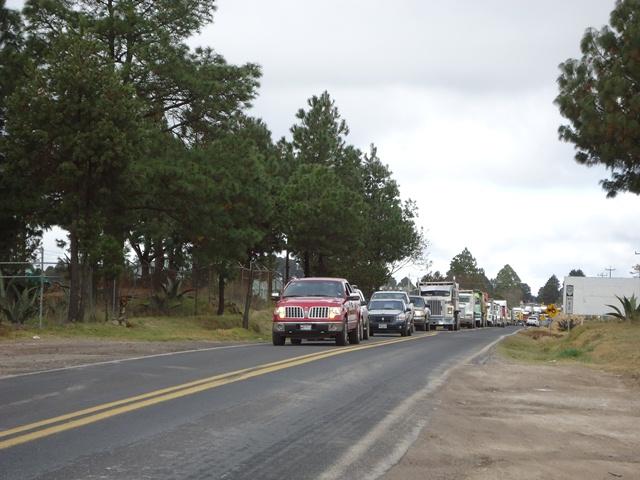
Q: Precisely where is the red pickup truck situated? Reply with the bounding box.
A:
[272,277,363,346]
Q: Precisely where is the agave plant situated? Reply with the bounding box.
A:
[149,277,194,312]
[0,283,39,325]
[605,295,640,322]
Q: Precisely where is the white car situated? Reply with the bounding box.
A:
[526,317,540,327]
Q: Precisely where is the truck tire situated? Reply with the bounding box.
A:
[272,333,285,346]
[363,320,370,340]
[335,321,348,346]
[348,320,361,344]
[290,338,302,345]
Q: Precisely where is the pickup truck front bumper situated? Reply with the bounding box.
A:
[272,321,343,338]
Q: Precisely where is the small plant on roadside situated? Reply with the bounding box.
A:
[556,347,583,359]
[556,318,579,331]
[606,295,640,323]
[149,277,194,313]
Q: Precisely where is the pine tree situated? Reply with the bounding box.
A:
[556,0,640,197]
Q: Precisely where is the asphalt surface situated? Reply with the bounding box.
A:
[0,326,518,480]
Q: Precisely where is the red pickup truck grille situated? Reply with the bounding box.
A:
[285,306,304,318]
[308,307,329,319]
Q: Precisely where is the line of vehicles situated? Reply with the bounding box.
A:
[271,277,510,346]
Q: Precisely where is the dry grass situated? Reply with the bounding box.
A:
[0,310,273,343]
[499,321,640,381]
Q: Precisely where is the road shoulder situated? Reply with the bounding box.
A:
[0,339,259,377]
[383,351,640,480]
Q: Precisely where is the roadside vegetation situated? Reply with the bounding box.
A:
[0,309,273,343]
[499,320,640,381]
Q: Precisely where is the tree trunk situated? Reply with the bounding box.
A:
[152,238,164,291]
[77,257,90,323]
[217,272,225,316]
[242,261,254,329]
[193,258,198,316]
[67,227,80,323]
[318,254,327,276]
[303,251,310,277]
[285,249,290,283]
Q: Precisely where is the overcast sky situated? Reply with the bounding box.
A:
[11,0,638,293]
[190,0,637,293]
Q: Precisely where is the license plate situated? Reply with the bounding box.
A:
[300,324,312,331]
[378,324,387,329]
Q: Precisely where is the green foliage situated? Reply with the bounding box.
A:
[555,0,640,197]
[556,347,583,358]
[282,94,422,290]
[149,277,194,313]
[446,247,488,290]
[538,275,561,305]
[421,271,446,282]
[569,269,585,277]
[494,264,523,306]
[606,295,640,322]
[0,278,39,325]
[1,5,421,324]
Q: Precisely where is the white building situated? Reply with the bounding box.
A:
[563,277,640,316]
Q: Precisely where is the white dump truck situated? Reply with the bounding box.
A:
[458,289,476,328]
[419,281,460,331]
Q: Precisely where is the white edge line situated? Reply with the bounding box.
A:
[0,343,267,381]
[317,328,522,480]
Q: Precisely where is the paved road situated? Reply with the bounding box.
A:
[0,327,517,480]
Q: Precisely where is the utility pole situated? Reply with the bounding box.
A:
[604,266,616,278]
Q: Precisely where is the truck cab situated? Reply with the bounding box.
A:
[458,289,476,329]
[419,281,460,331]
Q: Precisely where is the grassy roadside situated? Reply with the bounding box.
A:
[498,321,640,380]
[0,310,273,343]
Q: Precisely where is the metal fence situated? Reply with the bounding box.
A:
[0,252,282,326]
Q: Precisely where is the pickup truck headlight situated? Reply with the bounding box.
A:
[274,306,285,319]
[328,307,343,320]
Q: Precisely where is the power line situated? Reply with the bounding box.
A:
[604,266,616,278]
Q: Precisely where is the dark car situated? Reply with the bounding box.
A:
[409,295,431,331]
[367,299,414,336]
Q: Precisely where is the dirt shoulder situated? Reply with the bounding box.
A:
[384,351,640,480]
[0,338,249,377]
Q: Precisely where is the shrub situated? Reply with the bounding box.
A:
[606,295,640,323]
[557,318,579,331]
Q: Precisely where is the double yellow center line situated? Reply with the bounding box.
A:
[0,334,434,450]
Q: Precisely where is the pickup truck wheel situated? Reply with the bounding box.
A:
[335,321,348,346]
[408,323,413,336]
[290,338,302,345]
[362,320,370,340]
[272,333,285,346]
[400,324,407,337]
[369,328,374,337]
[348,320,361,344]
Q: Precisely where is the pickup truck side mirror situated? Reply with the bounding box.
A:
[270,292,281,301]
[348,293,360,301]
